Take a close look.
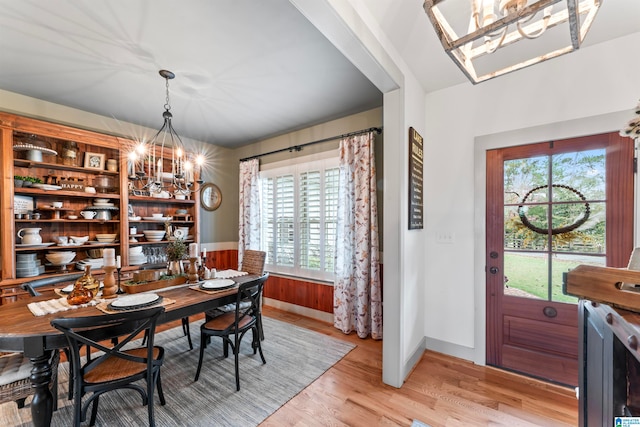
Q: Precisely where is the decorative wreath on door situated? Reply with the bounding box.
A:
[517,184,590,235]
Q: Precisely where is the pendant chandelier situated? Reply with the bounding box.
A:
[423,0,602,84]
[129,69,204,196]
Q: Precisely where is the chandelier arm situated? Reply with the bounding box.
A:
[516,6,552,39]
[484,27,507,54]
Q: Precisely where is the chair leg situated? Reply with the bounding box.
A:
[148,374,156,427]
[89,395,100,427]
[194,331,207,382]
[234,341,240,392]
[156,370,166,405]
[181,317,193,350]
[254,326,266,364]
[258,314,264,341]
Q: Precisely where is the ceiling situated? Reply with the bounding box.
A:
[0,0,383,147]
[1,1,638,148]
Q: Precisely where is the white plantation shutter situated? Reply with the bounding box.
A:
[323,167,339,273]
[260,156,338,280]
[275,175,295,267]
[299,170,321,270]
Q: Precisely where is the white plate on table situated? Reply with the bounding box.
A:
[110,293,160,308]
[200,279,236,290]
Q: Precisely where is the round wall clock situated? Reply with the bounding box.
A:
[201,183,222,211]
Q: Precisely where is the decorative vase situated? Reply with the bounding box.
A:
[67,267,94,305]
[168,260,183,276]
[76,265,99,293]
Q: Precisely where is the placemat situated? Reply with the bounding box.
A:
[28,297,100,317]
[189,284,238,295]
[95,297,175,315]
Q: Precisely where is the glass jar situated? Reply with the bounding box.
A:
[60,140,79,166]
[67,266,95,305]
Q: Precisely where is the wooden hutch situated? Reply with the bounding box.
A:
[0,112,201,304]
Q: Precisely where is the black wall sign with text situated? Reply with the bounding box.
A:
[408,127,423,230]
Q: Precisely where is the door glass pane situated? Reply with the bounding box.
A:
[503,148,606,303]
[504,156,548,204]
[504,205,548,251]
[504,253,547,300]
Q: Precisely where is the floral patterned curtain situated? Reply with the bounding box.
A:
[238,159,260,264]
[333,132,382,339]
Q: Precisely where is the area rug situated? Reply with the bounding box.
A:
[0,317,355,426]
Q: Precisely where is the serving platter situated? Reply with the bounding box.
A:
[142,216,173,221]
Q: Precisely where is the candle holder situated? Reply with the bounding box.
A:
[102,266,118,299]
[116,266,124,294]
[188,257,199,283]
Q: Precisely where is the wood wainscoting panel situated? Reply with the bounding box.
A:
[263,275,333,313]
[204,249,238,271]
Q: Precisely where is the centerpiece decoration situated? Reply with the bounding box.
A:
[165,238,186,276]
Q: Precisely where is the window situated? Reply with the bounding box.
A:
[260,156,339,281]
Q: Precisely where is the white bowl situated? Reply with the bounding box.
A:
[129,246,143,255]
[95,233,117,239]
[45,252,76,265]
[142,230,165,235]
[69,235,89,244]
[151,213,163,218]
[94,198,109,204]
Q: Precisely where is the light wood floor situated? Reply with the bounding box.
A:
[260,306,579,427]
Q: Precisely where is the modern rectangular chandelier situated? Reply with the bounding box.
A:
[423,0,602,84]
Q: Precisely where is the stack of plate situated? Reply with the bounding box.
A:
[16,253,45,277]
[76,258,104,270]
[129,247,147,265]
[142,230,165,242]
[92,198,114,207]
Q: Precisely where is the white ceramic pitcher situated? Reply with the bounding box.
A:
[17,228,43,245]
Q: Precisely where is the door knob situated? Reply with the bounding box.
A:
[489,266,499,274]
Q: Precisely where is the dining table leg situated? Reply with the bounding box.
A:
[29,350,54,427]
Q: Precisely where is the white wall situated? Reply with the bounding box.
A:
[423,32,640,364]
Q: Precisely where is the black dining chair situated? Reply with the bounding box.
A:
[51,306,166,427]
[194,273,268,391]
[205,250,267,340]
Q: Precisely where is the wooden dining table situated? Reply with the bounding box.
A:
[0,276,254,427]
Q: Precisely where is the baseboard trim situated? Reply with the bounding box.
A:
[424,337,479,364]
[264,297,334,323]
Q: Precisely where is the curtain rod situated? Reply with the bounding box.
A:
[239,126,382,162]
